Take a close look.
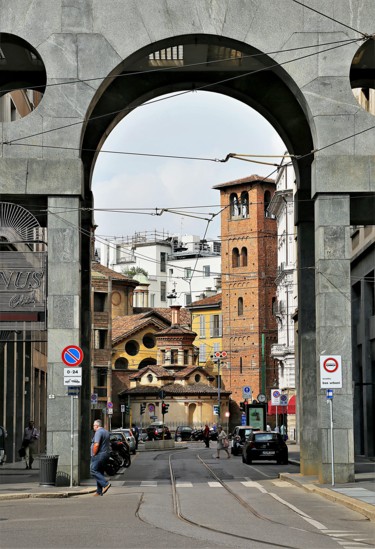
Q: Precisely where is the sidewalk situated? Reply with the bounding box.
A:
[282,443,375,522]
[0,447,374,522]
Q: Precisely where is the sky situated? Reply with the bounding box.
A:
[92,90,286,245]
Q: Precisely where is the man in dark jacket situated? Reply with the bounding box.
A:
[90,420,111,496]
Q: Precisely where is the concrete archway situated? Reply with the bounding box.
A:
[1,1,374,484]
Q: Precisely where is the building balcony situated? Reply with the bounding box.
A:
[271,343,294,360]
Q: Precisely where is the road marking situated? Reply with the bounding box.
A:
[241,481,267,493]
[270,492,327,530]
[140,481,157,486]
[175,482,193,487]
[208,482,222,488]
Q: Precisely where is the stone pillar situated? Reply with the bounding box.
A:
[315,194,354,483]
[297,218,319,476]
[47,197,81,485]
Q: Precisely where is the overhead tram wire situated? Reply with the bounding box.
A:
[290,0,370,38]
[3,36,362,148]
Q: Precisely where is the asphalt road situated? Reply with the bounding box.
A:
[1,445,374,549]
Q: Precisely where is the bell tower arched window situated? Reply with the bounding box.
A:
[232,247,240,267]
[240,191,249,218]
[241,247,247,267]
[264,190,271,215]
[230,193,240,217]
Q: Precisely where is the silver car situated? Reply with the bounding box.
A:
[112,428,136,454]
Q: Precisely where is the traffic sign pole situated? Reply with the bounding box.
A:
[327,389,335,486]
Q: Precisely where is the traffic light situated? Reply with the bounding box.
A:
[140,403,146,415]
[125,404,130,415]
[213,404,220,415]
[162,402,169,415]
[239,402,245,412]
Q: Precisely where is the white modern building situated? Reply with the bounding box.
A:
[99,232,221,308]
[267,160,297,438]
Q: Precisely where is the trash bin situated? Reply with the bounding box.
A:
[39,455,59,486]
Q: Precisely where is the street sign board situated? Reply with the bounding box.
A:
[107,402,113,408]
[62,345,83,366]
[64,377,81,386]
[91,393,98,404]
[107,408,113,415]
[241,413,246,426]
[67,387,80,396]
[242,386,252,400]
[121,405,125,413]
[271,389,281,405]
[64,367,81,377]
[320,355,342,389]
[326,389,333,400]
[279,394,288,406]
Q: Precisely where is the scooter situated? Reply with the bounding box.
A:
[111,439,131,469]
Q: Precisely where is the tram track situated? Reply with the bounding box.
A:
[169,453,306,548]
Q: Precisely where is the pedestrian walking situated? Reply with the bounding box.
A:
[203,423,210,448]
[216,425,230,459]
[22,420,39,469]
[90,419,111,496]
[132,424,139,450]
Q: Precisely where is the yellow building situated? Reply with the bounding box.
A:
[187,293,222,369]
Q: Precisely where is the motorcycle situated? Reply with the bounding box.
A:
[111,439,131,469]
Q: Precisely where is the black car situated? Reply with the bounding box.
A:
[242,431,288,464]
[175,426,193,442]
[146,423,172,440]
[230,426,260,455]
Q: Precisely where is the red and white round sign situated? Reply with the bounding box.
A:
[320,355,342,389]
[323,357,339,373]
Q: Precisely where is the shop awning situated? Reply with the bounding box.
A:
[267,395,296,415]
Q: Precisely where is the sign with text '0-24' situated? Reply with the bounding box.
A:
[320,355,342,389]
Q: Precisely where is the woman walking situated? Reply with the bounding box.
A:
[216,425,230,459]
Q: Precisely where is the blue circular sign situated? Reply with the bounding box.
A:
[62,345,83,366]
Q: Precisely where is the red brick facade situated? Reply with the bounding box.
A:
[214,175,278,404]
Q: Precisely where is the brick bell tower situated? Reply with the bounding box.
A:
[213,175,278,408]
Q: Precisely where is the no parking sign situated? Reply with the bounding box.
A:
[320,355,342,388]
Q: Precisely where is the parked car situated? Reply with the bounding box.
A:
[146,422,171,440]
[230,426,260,455]
[191,427,218,442]
[111,428,137,454]
[175,426,193,442]
[242,431,288,465]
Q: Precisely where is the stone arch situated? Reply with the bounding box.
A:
[2,2,374,485]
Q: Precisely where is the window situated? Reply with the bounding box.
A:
[169,268,174,278]
[213,342,220,355]
[115,357,128,369]
[195,374,201,383]
[184,349,189,364]
[143,333,156,349]
[200,315,206,338]
[160,251,166,272]
[161,350,166,364]
[125,340,139,356]
[97,368,107,387]
[199,344,206,362]
[147,374,153,383]
[241,191,249,218]
[230,193,240,217]
[238,297,244,316]
[160,281,166,301]
[94,329,107,349]
[241,247,248,267]
[185,293,192,306]
[210,314,222,337]
[203,265,210,277]
[94,293,106,312]
[232,247,240,267]
[184,267,192,279]
[264,190,271,215]
[171,349,178,364]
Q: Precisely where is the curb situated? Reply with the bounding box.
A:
[0,488,96,501]
[279,473,375,522]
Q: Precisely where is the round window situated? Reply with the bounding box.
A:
[143,333,156,349]
[125,340,139,356]
[147,374,153,383]
[115,357,128,369]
